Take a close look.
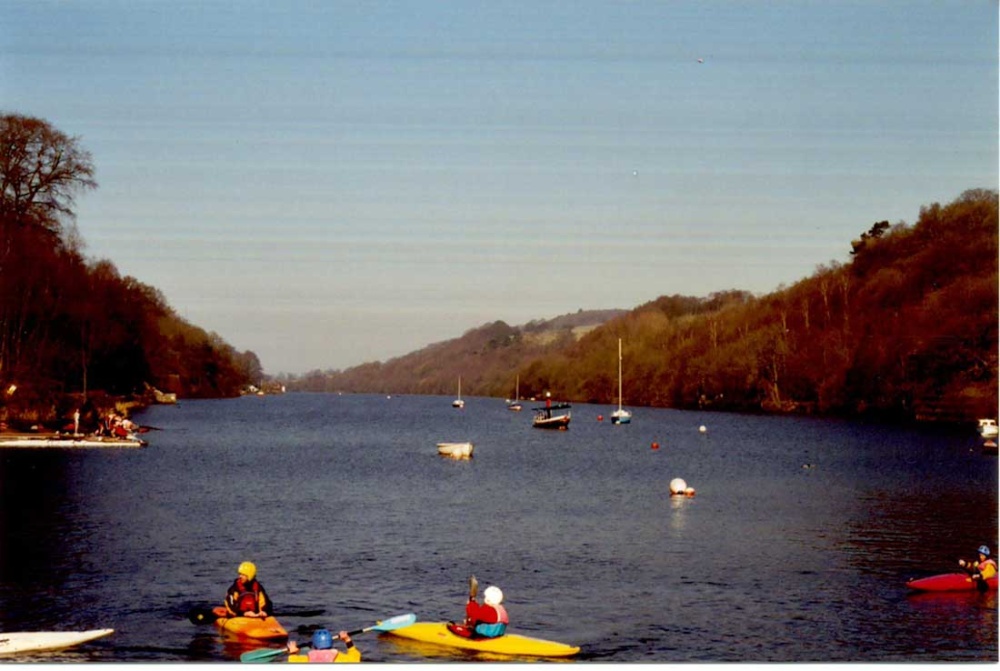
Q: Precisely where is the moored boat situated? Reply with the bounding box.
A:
[977,418,998,439]
[437,442,474,459]
[506,375,523,411]
[452,377,465,408]
[383,621,579,658]
[0,629,114,655]
[532,402,571,430]
[611,338,632,425]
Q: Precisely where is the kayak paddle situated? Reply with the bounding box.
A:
[239,613,417,663]
[187,606,325,625]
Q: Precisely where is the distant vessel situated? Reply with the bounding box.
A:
[437,442,474,459]
[533,400,571,430]
[507,375,523,411]
[977,418,998,439]
[610,338,632,425]
[452,377,465,408]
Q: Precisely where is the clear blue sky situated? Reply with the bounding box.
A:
[3,1,996,374]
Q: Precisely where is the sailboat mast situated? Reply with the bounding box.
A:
[617,338,623,411]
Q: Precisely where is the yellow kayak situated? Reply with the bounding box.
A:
[384,622,579,658]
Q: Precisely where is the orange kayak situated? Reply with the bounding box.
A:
[212,606,288,640]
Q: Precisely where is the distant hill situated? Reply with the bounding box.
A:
[288,189,998,423]
[291,309,625,397]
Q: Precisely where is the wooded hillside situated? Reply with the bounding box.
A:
[0,113,260,429]
[291,189,998,422]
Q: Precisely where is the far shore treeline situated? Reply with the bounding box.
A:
[291,188,998,424]
[2,113,996,430]
[0,113,261,430]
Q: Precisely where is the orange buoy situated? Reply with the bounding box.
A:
[651,442,660,450]
[597,414,604,422]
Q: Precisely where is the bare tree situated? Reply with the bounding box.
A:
[0,113,96,237]
[0,114,96,383]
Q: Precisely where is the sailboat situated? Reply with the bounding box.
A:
[610,338,632,425]
[507,375,523,411]
[452,377,465,408]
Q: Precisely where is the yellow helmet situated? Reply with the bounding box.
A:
[238,561,257,581]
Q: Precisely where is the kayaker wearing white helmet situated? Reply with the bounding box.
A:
[224,561,274,619]
[447,575,509,639]
[959,545,997,589]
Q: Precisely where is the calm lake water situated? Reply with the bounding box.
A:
[0,393,996,663]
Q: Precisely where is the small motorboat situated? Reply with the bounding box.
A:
[437,442,474,459]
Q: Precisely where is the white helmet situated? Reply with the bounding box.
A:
[483,586,504,606]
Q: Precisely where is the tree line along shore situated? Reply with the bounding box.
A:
[1,112,996,430]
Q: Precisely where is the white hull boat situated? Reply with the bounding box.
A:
[0,629,114,655]
[0,434,146,448]
[437,442,474,459]
[611,338,632,425]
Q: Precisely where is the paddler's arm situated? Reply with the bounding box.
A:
[337,632,361,662]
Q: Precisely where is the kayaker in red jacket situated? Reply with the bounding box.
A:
[224,561,274,618]
[448,576,509,639]
[959,545,998,586]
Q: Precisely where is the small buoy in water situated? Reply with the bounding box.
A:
[651,442,660,450]
[669,477,687,495]
[684,487,696,497]
[699,425,707,433]
[597,414,604,422]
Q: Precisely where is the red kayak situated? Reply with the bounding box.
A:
[906,572,998,592]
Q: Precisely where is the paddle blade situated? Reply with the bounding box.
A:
[240,647,289,663]
[366,613,417,633]
[187,607,217,625]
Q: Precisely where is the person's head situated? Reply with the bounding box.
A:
[483,585,504,606]
[312,629,333,650]
[238,561,257,582]
[978,545,991,558]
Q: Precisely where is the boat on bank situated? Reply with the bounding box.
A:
[0,433,147,448]
[532,402,571,430]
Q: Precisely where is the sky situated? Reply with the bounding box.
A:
[2,1,996,375]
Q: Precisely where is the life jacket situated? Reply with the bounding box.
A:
[237,592,259,613]
[229,578,264,614]
[307,649,339,663]
[979,558,998,579]
[473,604,509,638]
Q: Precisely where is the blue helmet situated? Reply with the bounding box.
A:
[312,629,333,650]
[978,545,991,557]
